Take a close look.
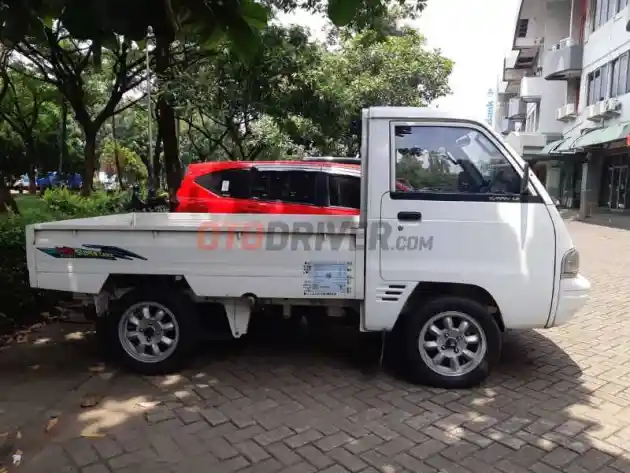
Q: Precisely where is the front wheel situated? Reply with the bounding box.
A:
[402,296,501,389]
[98,286,199,375]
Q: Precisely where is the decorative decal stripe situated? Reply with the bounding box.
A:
[37,245,147,261]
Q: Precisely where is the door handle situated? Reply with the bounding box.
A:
[397,211,422,222]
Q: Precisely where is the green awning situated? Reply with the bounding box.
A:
[554,136,580,153]
[573,121,630,148]
[538,139,565,155]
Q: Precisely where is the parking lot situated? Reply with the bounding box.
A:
[2,218,630,473]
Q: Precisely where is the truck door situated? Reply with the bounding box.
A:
[368,119,555,331]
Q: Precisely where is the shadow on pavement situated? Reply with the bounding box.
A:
[1,315,629,473]
[562,209,630,232]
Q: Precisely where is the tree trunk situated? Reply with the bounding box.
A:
[154,128,163,189]
[114,146,124,190]
[112,114,125,190]
[81,130,97,197]
[154,34,182,199]
[27,167,36,194]
[0,178,19,214]
[59,99,68,173]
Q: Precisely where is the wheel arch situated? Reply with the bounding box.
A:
[395,281,505,332]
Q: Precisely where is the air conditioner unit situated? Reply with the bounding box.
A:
[586,103,603,121]
[564,103,577,117]
[602,98,622,117]
[533,37,545,46]
[556,103,577,121]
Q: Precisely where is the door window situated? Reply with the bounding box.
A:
[329,174,361,209]
[392,124,522,196]
[195,169,251,199]
[250,169,319,205]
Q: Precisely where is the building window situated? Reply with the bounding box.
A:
[611,52,630,97]
[591,0,627,31]
[587,64,611,105]
[612,57,620,97]
[619,53,629,96]
[516,19,529,38]
[590,51,630,103]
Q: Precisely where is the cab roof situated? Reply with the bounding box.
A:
[366,106,485,124]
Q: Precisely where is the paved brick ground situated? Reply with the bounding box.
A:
[2,219,630,473]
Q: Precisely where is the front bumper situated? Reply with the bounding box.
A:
[550,274,591,327]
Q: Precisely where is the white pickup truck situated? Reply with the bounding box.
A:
[26,107,590,388]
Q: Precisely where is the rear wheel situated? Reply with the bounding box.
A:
[402,296,501,389]
[99,286,199,374]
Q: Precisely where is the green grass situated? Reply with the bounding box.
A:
[15,194,49,216]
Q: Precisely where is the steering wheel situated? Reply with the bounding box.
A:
[479,170,508,194]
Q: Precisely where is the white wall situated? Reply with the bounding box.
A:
[545,0,572,49]
[518,0,547,40]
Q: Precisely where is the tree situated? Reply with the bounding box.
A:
[0,123,22,214]
[396,149,459,190]
[172,25,323,161]
[1,15,149,195]
[281,28,454,156]
[0,68,60,191]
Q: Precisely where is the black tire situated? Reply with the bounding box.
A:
[97,286,200,375]
[401,296,501,389]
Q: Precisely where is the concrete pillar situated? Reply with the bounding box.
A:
[546,165,562,200]
[579,152,603,219]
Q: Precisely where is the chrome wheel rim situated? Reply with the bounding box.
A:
[118,302,179,363]
[418,311,487,377]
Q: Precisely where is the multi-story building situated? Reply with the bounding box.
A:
[494,0,630,216]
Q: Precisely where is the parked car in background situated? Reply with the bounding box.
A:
[37,172,83,192]
[175,159,412,215]
[11,174,30,192]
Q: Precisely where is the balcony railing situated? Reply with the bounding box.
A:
[514,36,545,50]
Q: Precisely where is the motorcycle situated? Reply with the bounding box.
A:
[125,184,171,212]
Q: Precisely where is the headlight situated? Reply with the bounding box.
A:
[561,248,579,279]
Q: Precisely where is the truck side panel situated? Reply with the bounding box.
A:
[31,227,361,299]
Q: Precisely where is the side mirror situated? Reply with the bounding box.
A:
[520,162,530,195]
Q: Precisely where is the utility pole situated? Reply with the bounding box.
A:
[59,97,67,173]
[146,26,155,188]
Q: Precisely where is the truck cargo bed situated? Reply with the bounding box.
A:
[27,213,364,299]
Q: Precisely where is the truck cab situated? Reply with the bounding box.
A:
[26,107,590,388]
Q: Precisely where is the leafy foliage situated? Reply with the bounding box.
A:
[172,24,323,161]
[290,28,453,155]
[41,187,128,216]
[0,190,127,332]
[0,208,61,331]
